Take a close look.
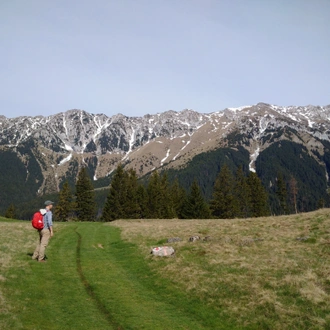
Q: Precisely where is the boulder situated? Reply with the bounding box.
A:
[151,246,175,257]
[189,235,201,242]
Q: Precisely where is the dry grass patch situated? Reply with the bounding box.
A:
[0,220,64,328]
[0,221,36,324]
[111,209,330,329]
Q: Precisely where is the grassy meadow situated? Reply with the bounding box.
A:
[1,210,330,329]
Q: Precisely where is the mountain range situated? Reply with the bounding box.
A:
[1,102,330,215]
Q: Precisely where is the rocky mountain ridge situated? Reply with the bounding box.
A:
[1,102,330,195]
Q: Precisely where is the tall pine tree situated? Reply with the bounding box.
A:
[55,181,73,221]
[170,178,186,218]
[181,179,211,219]
[102,164,128,221]
[247,172,269,217]
[146,171,162,218]
[136,184,148,219]
[234,166,250,218]
[123,169,140,218]
[210,164,237,219]
[159,172,176,218]
[75,167,96,221]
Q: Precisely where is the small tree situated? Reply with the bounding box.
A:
[181,179,211,219]
[55,181,73,221]
[289,175,298,214]
[317,198,325,209]
[276,173,289,215]
[75,167,96,221]
[5,204,16,219]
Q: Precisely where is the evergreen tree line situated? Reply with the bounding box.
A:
[102,164,269,221]
[273,172,326,216]
[4,164,270,221]
[45,164,268,222]
[6,163,320,221]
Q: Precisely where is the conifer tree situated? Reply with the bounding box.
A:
[55,181,73,221]
[317,198,325,209]
[75,167,96,221]
[5,204,16,219]
[136,184,148,218]
[102,164,127,221]
[276,173,289,215]
[170,178,186,218]
[159,172,176,218]
[247,172,269,217]
[146,171,162,218]
[123,169,140,218]
[210,164,237,219]
[234,166,250,218]
[181,179,211,219]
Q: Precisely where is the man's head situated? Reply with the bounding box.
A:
[44,200,55,210]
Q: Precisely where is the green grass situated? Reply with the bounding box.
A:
[0,221,233,330]
[1,210,330,329]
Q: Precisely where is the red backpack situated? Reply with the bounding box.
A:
[32,211,44,230]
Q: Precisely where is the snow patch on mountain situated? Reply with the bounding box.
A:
[58,153,72,166]
[249,147,260,172]
[161,149,170,165]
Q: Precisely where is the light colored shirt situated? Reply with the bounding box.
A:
[43,211,53,229]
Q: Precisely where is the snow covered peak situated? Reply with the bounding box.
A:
[226,105,252,112]
[1,103,330,156]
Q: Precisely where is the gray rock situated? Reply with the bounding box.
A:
[151,246,175,257]
[167,237,182,243]
[189,235,200,242]
[296,236,310,241]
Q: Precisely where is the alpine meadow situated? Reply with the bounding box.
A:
[1,209,330,329]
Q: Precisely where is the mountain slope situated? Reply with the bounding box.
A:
[1,102,330,214]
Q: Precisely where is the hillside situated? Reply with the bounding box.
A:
[1,210,329,329]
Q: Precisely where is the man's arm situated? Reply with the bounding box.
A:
[47,212,54,237]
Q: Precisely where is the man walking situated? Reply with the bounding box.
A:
[32,200,54,262]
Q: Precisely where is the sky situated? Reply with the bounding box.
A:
[1,0,329,118]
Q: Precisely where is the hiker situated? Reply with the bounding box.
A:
[32,200,54,262]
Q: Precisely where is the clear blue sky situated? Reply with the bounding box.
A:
[1,0,329,118]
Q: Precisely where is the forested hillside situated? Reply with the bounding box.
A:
[1,141,329,219]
